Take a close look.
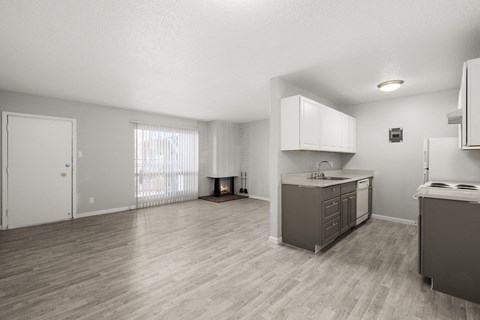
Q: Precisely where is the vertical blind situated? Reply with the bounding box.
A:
[134,122,199,208]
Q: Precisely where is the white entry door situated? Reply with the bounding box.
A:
[4,113,75,228]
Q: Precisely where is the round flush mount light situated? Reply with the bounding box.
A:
[377,80,404,92]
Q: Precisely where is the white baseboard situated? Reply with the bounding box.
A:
[77,205,136,218]
[249,195,270,202]
[269,236,282,244]
[371,214,417,225]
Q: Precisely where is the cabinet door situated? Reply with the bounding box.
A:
[467,59,480,147]
[282,185,321,252]
[348,193,357,227]
[300,98,321,150]
[340,195,350,233]
[319,106,337,150]
[337,113,348,152]
[368,187,373,214]
[461,62,468,147]
[347,117,357,153]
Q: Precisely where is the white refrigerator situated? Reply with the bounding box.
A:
[423,137,480,183]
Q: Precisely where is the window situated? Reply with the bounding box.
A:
[134,123,198,208]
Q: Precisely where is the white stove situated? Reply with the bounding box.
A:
[416,181,480,202]
[421,181,480,191]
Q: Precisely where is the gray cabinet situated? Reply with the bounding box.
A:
[348,193,357,227]
[368,187,373,215]
[419,197,480,304]
[282,185,320,252]
[340,192,356,233]
[340,195,350,233]
[282,181,359,252]
[322,197,341,244]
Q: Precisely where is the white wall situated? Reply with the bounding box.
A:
[238,119,270,200]
[0,90,210,225]
[342,89,458,221]
[270,77,343,240]
[207,121,240,178]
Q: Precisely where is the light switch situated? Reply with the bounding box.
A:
[78,151,83,158]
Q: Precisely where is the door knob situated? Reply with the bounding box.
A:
[61,172,67,177]
[65,163,70,167]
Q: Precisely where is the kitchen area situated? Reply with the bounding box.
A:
[282,169,372,252]
[279,94,374,251]
[274,57,480,305]
[415,58,480,304]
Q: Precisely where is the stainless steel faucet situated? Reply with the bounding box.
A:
[316,160,333,178]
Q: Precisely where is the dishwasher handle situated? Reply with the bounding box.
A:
[357,178,370,190]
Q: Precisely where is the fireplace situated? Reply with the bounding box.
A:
[213,177,234,197]
[199,176,247,203]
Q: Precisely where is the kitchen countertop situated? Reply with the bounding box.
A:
[416,184,480,202]
[282,169,374,188]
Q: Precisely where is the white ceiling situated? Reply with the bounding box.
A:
[1,1,480,122]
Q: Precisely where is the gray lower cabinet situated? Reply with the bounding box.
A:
[419,197,480,304]
[282,185,320,252]
[368,187,373,215]
[282,181,358,252]
[340,195,350,233]
[348,192,357,227]
[340,192,356,232]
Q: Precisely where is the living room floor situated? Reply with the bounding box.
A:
[0,198,478,320]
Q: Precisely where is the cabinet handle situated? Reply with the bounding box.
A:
[332,202,338,205]
[468,201,480,204]
[332,188,336,191]
[332,222,338,226]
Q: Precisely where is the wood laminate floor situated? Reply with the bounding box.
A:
[0,198,479,320]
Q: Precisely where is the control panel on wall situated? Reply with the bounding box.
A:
[389,128,403,143]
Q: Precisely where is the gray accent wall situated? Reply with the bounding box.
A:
[238,119,270,199]
[341,89,458,221]
[270,78,343,240]
[0,90,210,225]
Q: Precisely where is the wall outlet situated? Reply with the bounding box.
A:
[89,197,95,204]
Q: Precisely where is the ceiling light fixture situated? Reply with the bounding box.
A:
[377,80,404,92]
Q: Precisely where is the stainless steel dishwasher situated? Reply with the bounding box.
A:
[356,179,370,225]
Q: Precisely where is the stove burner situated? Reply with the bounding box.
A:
[429,182,452,188]
[455,184,478,191]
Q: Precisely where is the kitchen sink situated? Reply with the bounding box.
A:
[309,176,348,181]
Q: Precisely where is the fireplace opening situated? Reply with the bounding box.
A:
[200,176,248,203]
[214,177,234,197]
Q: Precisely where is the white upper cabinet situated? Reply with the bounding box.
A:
[281,95,356,153]
[281,95,321,151]
[460,58,480,149]
[347,116,357,153]
[300,98,321,150]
